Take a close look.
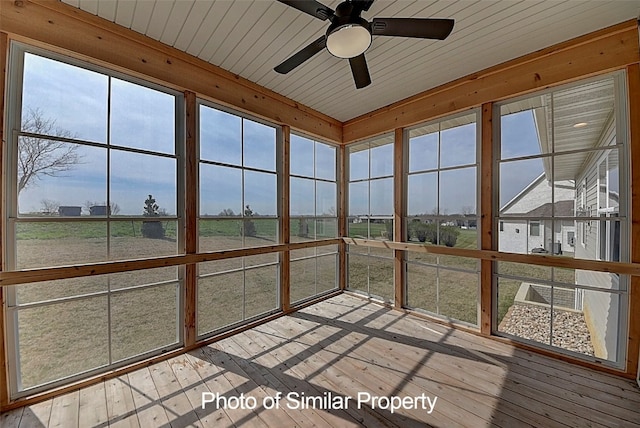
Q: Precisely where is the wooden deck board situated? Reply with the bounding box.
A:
[4,294,640,427]
[310,296,627,427]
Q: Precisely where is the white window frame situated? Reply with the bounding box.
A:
[4,42,186,398]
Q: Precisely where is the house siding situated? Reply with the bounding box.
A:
[576,151,621,361]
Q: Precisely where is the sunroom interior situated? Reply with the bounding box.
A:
[1,1,640,426]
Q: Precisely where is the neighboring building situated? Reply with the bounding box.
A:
[57,206,82,216]
[498,174,576,256]
[89,205,109,216]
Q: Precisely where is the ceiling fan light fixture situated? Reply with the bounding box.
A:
[326,23,371,58]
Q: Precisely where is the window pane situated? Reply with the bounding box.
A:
[18,296,109,390]
[198,271,244,335]
[497,277,551,347]
[438,269,478,325]
[199,219,243,253]
[22,53,108,143]
[349,147,368,181]
[110,220,178,260]
[406,263,438,313]
[200,105,241,165]
[408,172,437,216]
[110,150,176,216]
[315,142,336,181]
[316,181,336,216]
[440,122,476,168]
[110,78,175,154]
[243,119,276,171]
[244,219,278,246]
[316,218,337,240]
[439,167,476,216]
[244,170,277,216]
[552,77,615,153]
[245,264,278,318]
[368,257,394,302]
[349,181,368,217]
[111,283,178,362]
[370,178,393,216]
[500,109,545,159]
[200,164,242,217]
[370,143,393,178]
[290,256,316,304]
[110,266,177,291]
[17,140,106,216]
[290,177,314,216]
[608,150,620,210]
[17,276,108,305]
[16,221,107,269]
[348,254,368,294]
[409,131,438,172]
[317,254,337,293]
[291,217,315,241]
[198,259,243,277]
[290,134,314,177]
[499,158,546,211]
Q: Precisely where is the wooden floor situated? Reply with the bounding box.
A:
[2,294,640,427]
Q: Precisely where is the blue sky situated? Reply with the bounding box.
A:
[18,51,542,217]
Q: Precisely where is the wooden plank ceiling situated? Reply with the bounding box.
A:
[62,0,639,123]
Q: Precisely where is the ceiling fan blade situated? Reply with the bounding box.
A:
[276,0,334,20]
[274,35,327,74]
[371,18,454,39]
[349,54,371,89]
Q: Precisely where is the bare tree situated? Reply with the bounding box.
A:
[40,199,60,215]
[18,108,82,194]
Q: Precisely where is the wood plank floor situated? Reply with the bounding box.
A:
[2,294,640,427]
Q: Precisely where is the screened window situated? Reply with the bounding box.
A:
[495,73,628,366]
[404,112,480,326]
[290,133,338,303]
[347,135,394,302]
[5,44,182,396]
[196,102,281,337]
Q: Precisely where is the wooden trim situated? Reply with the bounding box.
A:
[480,103,493,335]
[281,126,291,312]
[0,239,342,287]
[0,31,9,410]
[343,20,639,144]
[343,238,640,277]
[338,145,347,290]
[184,265,197,347]
[184,90,198,347]
[0,0,342,144]
[184,91,198,255]
[0,288,341,412]
[627,63,640,378]
[393,128,404,308]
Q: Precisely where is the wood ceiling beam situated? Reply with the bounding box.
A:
[343,19,640,144]
[0,0,342,144]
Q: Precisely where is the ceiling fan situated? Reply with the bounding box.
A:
[274,0,455,89]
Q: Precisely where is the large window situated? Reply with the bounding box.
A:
[496,74,628,366]
[404,112,480,326]
[4,44,182,395]
[197,102,280,337]
[347,135,394,302]
[289,133,338,303]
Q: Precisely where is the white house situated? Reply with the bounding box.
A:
[499,174,576,256]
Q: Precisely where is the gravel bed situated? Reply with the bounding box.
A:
[499,304,595,356]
